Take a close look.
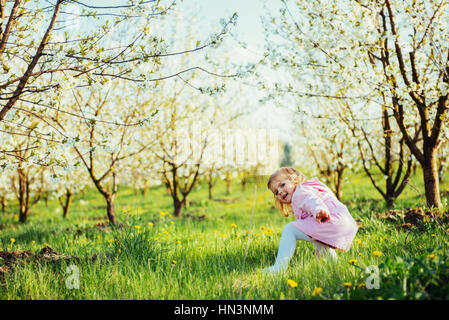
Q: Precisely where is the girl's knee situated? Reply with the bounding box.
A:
[283,223,311,241]
[282,222,297,234]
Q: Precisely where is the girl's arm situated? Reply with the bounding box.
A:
[292,186,330,220]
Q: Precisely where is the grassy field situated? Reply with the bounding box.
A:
[0,170,448,300]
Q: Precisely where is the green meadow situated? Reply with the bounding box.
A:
[0,171,448,300]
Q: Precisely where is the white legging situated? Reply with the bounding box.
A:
[263,222,337,273]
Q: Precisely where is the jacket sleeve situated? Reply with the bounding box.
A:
[293,186,330,219]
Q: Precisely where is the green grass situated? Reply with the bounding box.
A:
[0,170,448,300]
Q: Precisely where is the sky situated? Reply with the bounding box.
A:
[191,0,266,53]
[184,0,296,144]
[56,0,296,144]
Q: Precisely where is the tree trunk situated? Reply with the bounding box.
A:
[411,161,418,176]
[140,187,148,197]
[385,195,395,208]
[423,150,441,209]
[241,178,247,191]
[208,181,213,200]
[438,161,444,183]
[174,199,182,217]
[183,196,189,208]
[18,168,28,223]
[43,192,49,207]
[1,196,6,213]
[62,189,72,218]
[226,179,232,195]
[334,169,344,201]
[19,207,29,223]
[104,193,117,225]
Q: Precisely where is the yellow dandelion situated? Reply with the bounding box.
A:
[311,287,323,296]
[148,222,154,227]
[213,229,218,233]
[372,250,383,257]
[135,225,141,229]
[230,223,237,228]
[264,228,273,236]
[221,234,227,238]
[427,253,437,259]
[280,292,285,300]
[343,282,352,287]
[159,211,167,216]
[349,259,358,264]
[176,240,181,244]
[154,237,159,241]
[431,234,436,237]
[31,240,36,245]
[10,238,15,243]
[236,235,241,240]
[172,260,177,264]
[287,279,298,288]
[358,283,366,288]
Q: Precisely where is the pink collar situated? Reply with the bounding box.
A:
[300,177,329,193]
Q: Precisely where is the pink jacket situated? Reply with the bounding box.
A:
[291,178,358,251]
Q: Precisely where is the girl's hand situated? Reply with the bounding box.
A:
[316,210,331,224]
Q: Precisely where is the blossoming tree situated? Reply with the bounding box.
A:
[262,0,448,208]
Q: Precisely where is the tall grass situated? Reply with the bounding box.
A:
[0,170,448,299]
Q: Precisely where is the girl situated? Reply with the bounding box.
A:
[263,167,358,273]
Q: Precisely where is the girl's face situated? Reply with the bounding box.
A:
[270,176,296,204]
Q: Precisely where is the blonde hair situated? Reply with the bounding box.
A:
[267,167,307,217]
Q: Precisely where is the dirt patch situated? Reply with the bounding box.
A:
[0,246,98,283]
[0,266,11,283]
[0,246,83,266]
[396,223,415,231]
[403,208,440,225]
[88,206,108,211]
[376,208,447,230]
[184,214,207,221]
[214,198,242,203]
[74,214,109,221]
[94,221,125,230]
[66,221,125,235]
[376,210,404,222]
[0,223,19,231]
